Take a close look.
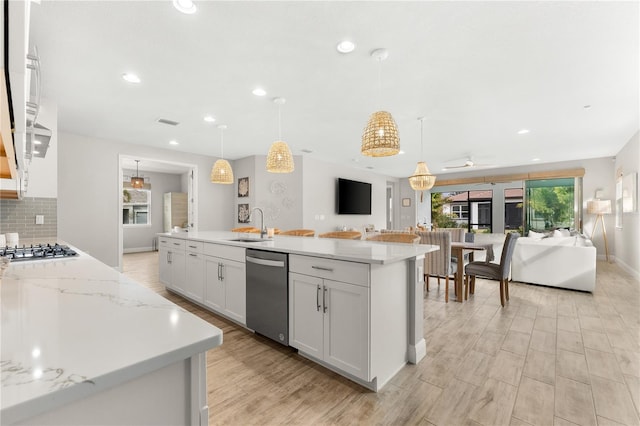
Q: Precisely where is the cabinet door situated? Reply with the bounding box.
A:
[222,259,246,325]
[159,247,172,287]
[170,250,186,295]
[289,272,324,358]
[184,252,204,303]
[204,256,225,311]
[323,279,370,381]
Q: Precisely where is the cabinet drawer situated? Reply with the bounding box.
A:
[203,243,245,263]
[159,237,185,251]
[185,241,204,253]
[290,255,369,287]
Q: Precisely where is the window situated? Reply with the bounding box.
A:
[505,187,523,233]
[123,189,151,225]
[524,178,575,232]
[431,190,492,232]
[451,204,469,219]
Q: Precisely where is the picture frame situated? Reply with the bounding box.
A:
[238,177,249,198]
[238,204,250,223]
[402,198,411,207]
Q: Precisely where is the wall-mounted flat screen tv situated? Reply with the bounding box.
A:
[336,178,372,215]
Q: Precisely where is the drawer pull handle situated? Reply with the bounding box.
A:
[323,286,328,313]
[312,266,334,272]
[188,245,197,249]
[173,242,181,246]
[189,253,197,257]
[316,285,321,312]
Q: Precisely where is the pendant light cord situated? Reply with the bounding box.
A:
[278,103,282,140]
[220,127,224,159]
[377,58,382,111]
[420,119,424,160]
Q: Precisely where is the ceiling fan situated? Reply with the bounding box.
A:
[442,156,495,171]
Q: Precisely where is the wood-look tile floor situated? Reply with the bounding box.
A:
[123,252,640,426]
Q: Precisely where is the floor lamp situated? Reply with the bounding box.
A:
[586,199,611,262]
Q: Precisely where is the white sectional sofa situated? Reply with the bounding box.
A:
[511,234,596,292]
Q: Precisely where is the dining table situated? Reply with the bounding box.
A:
[450,241,495,302]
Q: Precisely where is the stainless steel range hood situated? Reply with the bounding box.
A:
[26,120,51,159]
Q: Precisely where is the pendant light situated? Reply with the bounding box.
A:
[408,117,436,202]
[361,48,400,157]
[130,160,144,188]
[211,124,234,184]
[266,97,294,173]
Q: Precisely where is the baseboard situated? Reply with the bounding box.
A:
[614,257,640,281]
[123,247,153,254]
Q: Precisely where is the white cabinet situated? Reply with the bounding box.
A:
[184,251,204,303]
[158,237,186,295]
[289,255,370,381]
[203,244,246,325]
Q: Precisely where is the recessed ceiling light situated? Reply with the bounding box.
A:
[532,158,540,162]
[583,105,591,109]
[399,150,405,155]
[517,129,530,135]
[173,0,196,14]
[33,150,40,155]
[122,73,141,84]
[301,149,313,154]
[33,140,42,145]
[336,40,356,54]
[203,115,216,123]
[252,88,267,97]
[169,140,179,146]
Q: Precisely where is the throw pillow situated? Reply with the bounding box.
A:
[528,230,545,240]
[553,229,571,238]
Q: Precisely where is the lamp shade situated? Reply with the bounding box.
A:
[361,111,400,157]
[211,159,234,184]
[408,161,436,191]
[266,141,295,173]
[130,176,145,189]
[586,199,612,215]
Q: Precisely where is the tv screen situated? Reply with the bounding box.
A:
[337,178,372,215]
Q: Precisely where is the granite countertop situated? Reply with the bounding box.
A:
[159,231,438,264]
[0,249,223,424]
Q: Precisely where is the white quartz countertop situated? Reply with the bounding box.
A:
[0,249,223,424]
[160,231,438,264]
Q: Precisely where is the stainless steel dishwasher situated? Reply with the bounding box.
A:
[245,249,289,346]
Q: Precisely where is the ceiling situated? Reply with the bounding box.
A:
[29,1,639,178]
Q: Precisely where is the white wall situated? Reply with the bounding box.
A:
[122,170,182,252]
[302,156,393,234]
[232,156,255,228]
[25,98,57,198]
[254,155,303,230]
[614,132,639,278]
[58,132,233,267]
[398,179,417,230]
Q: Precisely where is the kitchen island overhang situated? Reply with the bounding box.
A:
[159,231,438,390]
[0,249,222,425]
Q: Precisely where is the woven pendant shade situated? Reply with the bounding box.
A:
[211,159,234,184]
[130,176,144,189]
[361,111,400,157]
[266,140,295,173]
[409,161,436,191]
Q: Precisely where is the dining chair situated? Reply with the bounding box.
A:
[279,229,315,237]
[366,233,420,244]
[318,231,362,240]
[415,231,457,303]
[464,232,520,306]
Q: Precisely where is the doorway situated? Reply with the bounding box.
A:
[117,155,198,271]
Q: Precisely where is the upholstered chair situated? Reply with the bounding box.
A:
[465,232,520,306]
[416,231,457,303]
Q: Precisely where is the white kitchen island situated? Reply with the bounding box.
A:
[0,249,222,425]
[158,231,438,391]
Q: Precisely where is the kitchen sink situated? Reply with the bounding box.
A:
[227,238,269,243]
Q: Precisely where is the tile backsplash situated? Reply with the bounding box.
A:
[0,197,57,241]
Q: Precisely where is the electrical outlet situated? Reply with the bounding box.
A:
[35,215,44,225]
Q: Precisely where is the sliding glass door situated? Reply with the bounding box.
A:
[524,178,577,232]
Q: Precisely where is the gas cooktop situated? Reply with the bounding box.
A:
[0,244,78,262]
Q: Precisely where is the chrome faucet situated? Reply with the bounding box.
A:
[249,207,266,239]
